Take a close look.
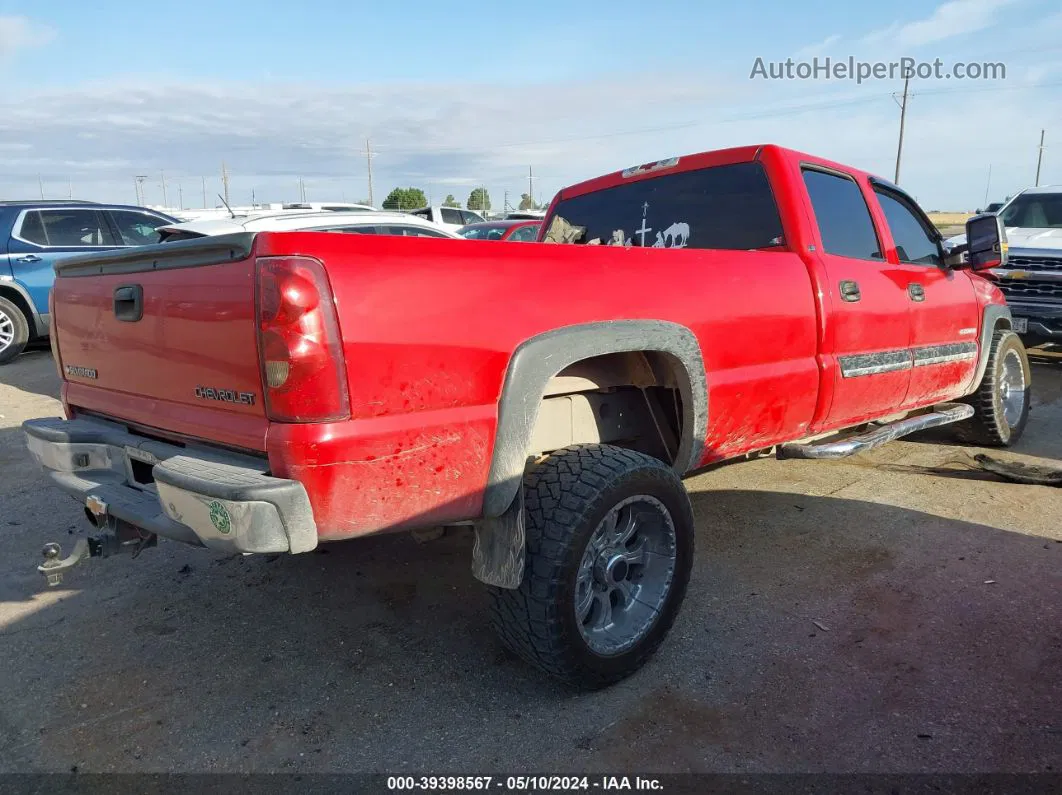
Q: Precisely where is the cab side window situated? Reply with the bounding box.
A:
[802,169,882,261]
[441,208,465,225]
[873,189,943,267]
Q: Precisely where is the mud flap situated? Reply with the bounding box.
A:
[970,454,1062,486]
[472,485,525,589]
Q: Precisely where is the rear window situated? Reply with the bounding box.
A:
[545,161,784,250]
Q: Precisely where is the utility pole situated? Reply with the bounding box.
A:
[365,139,375,207]
[221,162,230,206]
[178,182,184,210]
[983,164,993,208]
[528,166,534,208]
[1035,129,1046,186]
[135,175,148,206]
[298,177,306,202]
[68,178,73,200]
[38,174,44,200]
[893,74,910,185]
[202,176,207,208]
[161,170,168,207]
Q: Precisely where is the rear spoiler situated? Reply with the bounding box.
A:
[54,232,256,278]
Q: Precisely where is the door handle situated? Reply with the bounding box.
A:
[908,283,926,302]
[15,255,42,263]
[839,280,861,302]
[113,284,143,322]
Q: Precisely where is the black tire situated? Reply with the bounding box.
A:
[488,444,694,690]
[954,329,1031,447]
[0,296,31,365]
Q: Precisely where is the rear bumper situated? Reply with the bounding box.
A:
[23,416,318,554]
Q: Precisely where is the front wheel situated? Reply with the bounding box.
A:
[0,296,30,365]
[488,445,694,689]
[954,329,1031,447]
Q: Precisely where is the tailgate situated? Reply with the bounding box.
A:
[52,234,268,450]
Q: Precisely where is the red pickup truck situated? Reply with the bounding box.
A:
[25,144,1029,689]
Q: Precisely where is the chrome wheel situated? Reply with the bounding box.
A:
[999,348,1027,427]
[575,494,677,657]
[0,308,14,352]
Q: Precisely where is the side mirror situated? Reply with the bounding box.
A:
[964,213,1008,271]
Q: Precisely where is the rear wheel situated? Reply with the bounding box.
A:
[488,445,694,689]
[0,296,30,365]
[954,329,1031,447]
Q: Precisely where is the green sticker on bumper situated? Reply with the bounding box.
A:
[208,501,232,535]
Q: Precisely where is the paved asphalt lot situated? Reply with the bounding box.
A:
[0,348,1059,774]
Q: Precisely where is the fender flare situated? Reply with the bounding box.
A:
[964,304,1011,396]
[481,320,708,518]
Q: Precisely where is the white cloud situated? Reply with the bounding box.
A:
[862,0,1021,49]
[1,72,1058,210]
[795,0,1021,58]
[794,34,841,60]
[0,15,55,59]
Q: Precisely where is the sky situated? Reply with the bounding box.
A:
[1,0,1060,211]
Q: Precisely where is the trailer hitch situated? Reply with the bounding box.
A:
[37,494,158,586]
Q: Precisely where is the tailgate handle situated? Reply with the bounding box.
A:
[113,285,143,322]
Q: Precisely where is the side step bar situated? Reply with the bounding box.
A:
[777,403,974,460]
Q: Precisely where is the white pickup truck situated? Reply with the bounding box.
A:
[408,205,486,230]
[947,186,1062,346]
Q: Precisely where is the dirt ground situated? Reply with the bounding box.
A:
[0,348,1059,774]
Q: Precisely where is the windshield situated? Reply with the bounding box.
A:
[459,225,507,240]
[544,161,784,250]
[1000,193,1062,229]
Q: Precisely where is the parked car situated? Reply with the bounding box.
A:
[943,185,1062,346]
[26,144,1026,689]
[457,219,541,242]
[407,205,486,230]
[505,210,547,220]
[275,202,376,212]
[156,211,463,242]
[0,200,177,364]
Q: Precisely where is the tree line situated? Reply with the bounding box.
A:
[381,187,543,212]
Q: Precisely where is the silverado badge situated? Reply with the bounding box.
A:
[65,365,98,379]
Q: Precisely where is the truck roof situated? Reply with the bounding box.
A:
[1016,185,1062,195]
[554,144,885,203]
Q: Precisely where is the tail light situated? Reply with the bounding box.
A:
[254,256,350,423]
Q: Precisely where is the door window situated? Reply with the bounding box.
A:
[873,190,943,266]
[16,209,114,247]
[440,208,464,225]
[802,169,882,260]
[109,210,171,246]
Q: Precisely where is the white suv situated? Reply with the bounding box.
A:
[408,206,486,230]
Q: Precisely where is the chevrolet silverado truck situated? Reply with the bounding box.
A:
[24,145,1029,689]
[984,186,1062,347]
[945,186,1062,347]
